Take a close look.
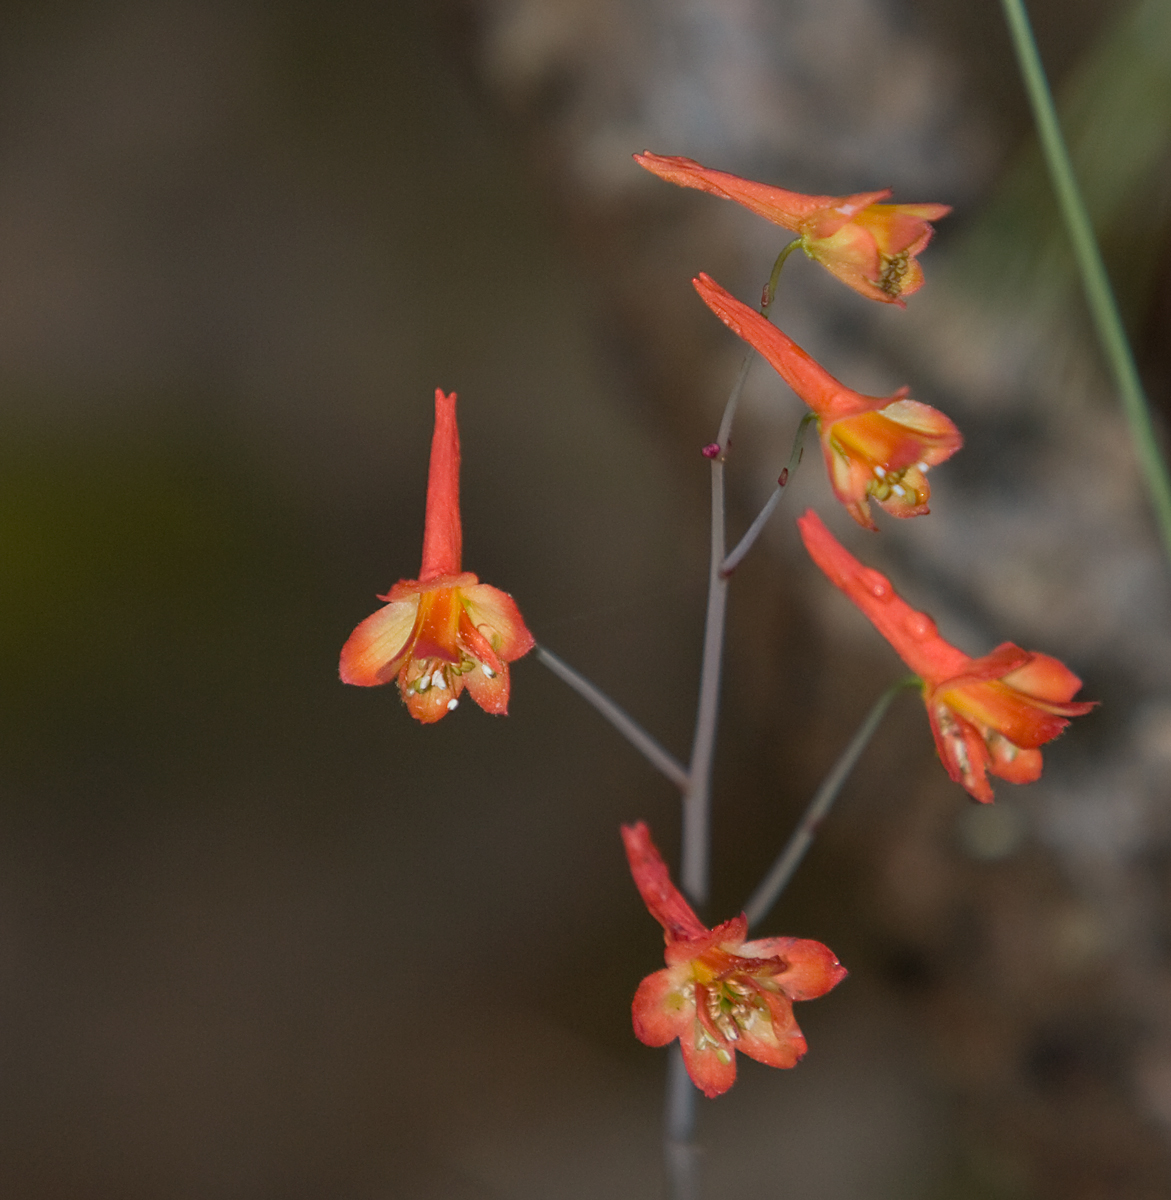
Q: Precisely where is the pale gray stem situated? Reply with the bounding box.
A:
[535,646,689,791]
[681,351,753,905]
[665,1045,700,1200]
[743,677,917,929]
[721,413,814,577]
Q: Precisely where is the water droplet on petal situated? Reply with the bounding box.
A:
[860,568,890,598]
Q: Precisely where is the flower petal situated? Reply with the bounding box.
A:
[927,699,995,802]
[400,660,466,724]
[461,583,536,663]
[462,659,510,715]
[338,598,420,686]
[741,936,848,1000]
[735,990,806,1069]
[939,675,1077,750]
[1001,652,1094,708]
[679,1028,738,1098]
[989,739,1043,786]
[632,967,693,1047]
[804,221,888,303]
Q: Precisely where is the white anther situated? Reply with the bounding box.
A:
[446,698,459,711]
[431,671,447,690]
[481,664,495,678]
[892,484,906,497]
[873,465,886,479]
[916,461,929,473]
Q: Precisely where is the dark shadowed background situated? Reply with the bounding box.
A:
[2,1,1170,1197]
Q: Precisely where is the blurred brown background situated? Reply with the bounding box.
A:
[1,0,1170,1196]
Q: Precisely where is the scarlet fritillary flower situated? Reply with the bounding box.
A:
[635,151,950,305]
[694,273,961,530]
[798,510,1096,802]
[339,389,534,723]
[622,821,845,1098]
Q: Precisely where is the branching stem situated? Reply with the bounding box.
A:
[743,676,918,929]
[535,646,689,791]
[722,413,815,577]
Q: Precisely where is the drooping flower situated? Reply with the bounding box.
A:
[694,273,961,530]
[634,151,950,305]
[797,510,1096,802]
[339,389,534,723]
[622,821,845,1098]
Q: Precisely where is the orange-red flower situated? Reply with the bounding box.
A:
[339,389,534,723]
[622,821,845,1098]
[797,510,1096,802]
[635,151,950,305]
[694,273,961,530]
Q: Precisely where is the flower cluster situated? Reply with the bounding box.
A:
[635,150,1094,803]
[341,149,1099,1112]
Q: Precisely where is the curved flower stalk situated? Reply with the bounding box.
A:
[339,389,534,723]
[695,273,962,530]
[635,151,950,305]
[622,821,845,1098]
[798,510,1096,802]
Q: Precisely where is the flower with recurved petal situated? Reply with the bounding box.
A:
[339,389,534,723]
[797,510,1097,802]
[635,151,950,305]
[695,273,961,530]
[622,821,845,1098]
